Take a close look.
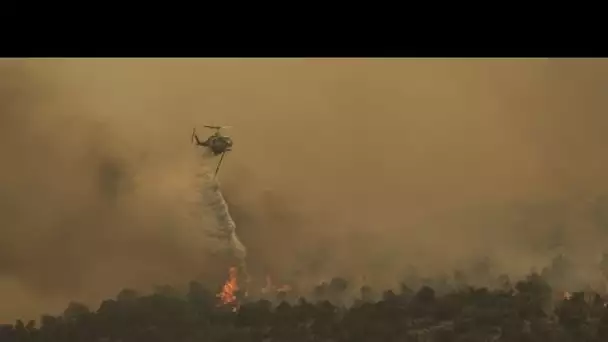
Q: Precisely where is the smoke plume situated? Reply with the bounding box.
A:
[2,59,608,321]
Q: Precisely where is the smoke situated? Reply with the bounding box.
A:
[2,59,608,321]
[0,60,246,321]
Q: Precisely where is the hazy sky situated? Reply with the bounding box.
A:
[1,58,608,321]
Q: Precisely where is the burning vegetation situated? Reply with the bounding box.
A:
[262,275,292,295]
[6,264,608,342]
[216,266,296,312]
[217,266,240,311]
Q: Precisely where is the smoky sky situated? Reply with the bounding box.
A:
[2,58,608,321]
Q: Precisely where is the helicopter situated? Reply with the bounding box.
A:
[192,125,233,176]
[192,125,233,155]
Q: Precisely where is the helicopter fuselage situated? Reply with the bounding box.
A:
[201,135,233,155]
[191,126,233,177]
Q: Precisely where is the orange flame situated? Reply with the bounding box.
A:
[217,267,239,311]
[262,275,292,295]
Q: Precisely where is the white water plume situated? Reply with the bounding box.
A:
[190,149,247,263]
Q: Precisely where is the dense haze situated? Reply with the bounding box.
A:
[1,58,608,322]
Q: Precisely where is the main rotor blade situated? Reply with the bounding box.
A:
[204,125,232,130]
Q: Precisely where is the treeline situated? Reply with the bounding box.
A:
[3,271,608,342]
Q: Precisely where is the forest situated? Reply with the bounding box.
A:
[2,255,608,342]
